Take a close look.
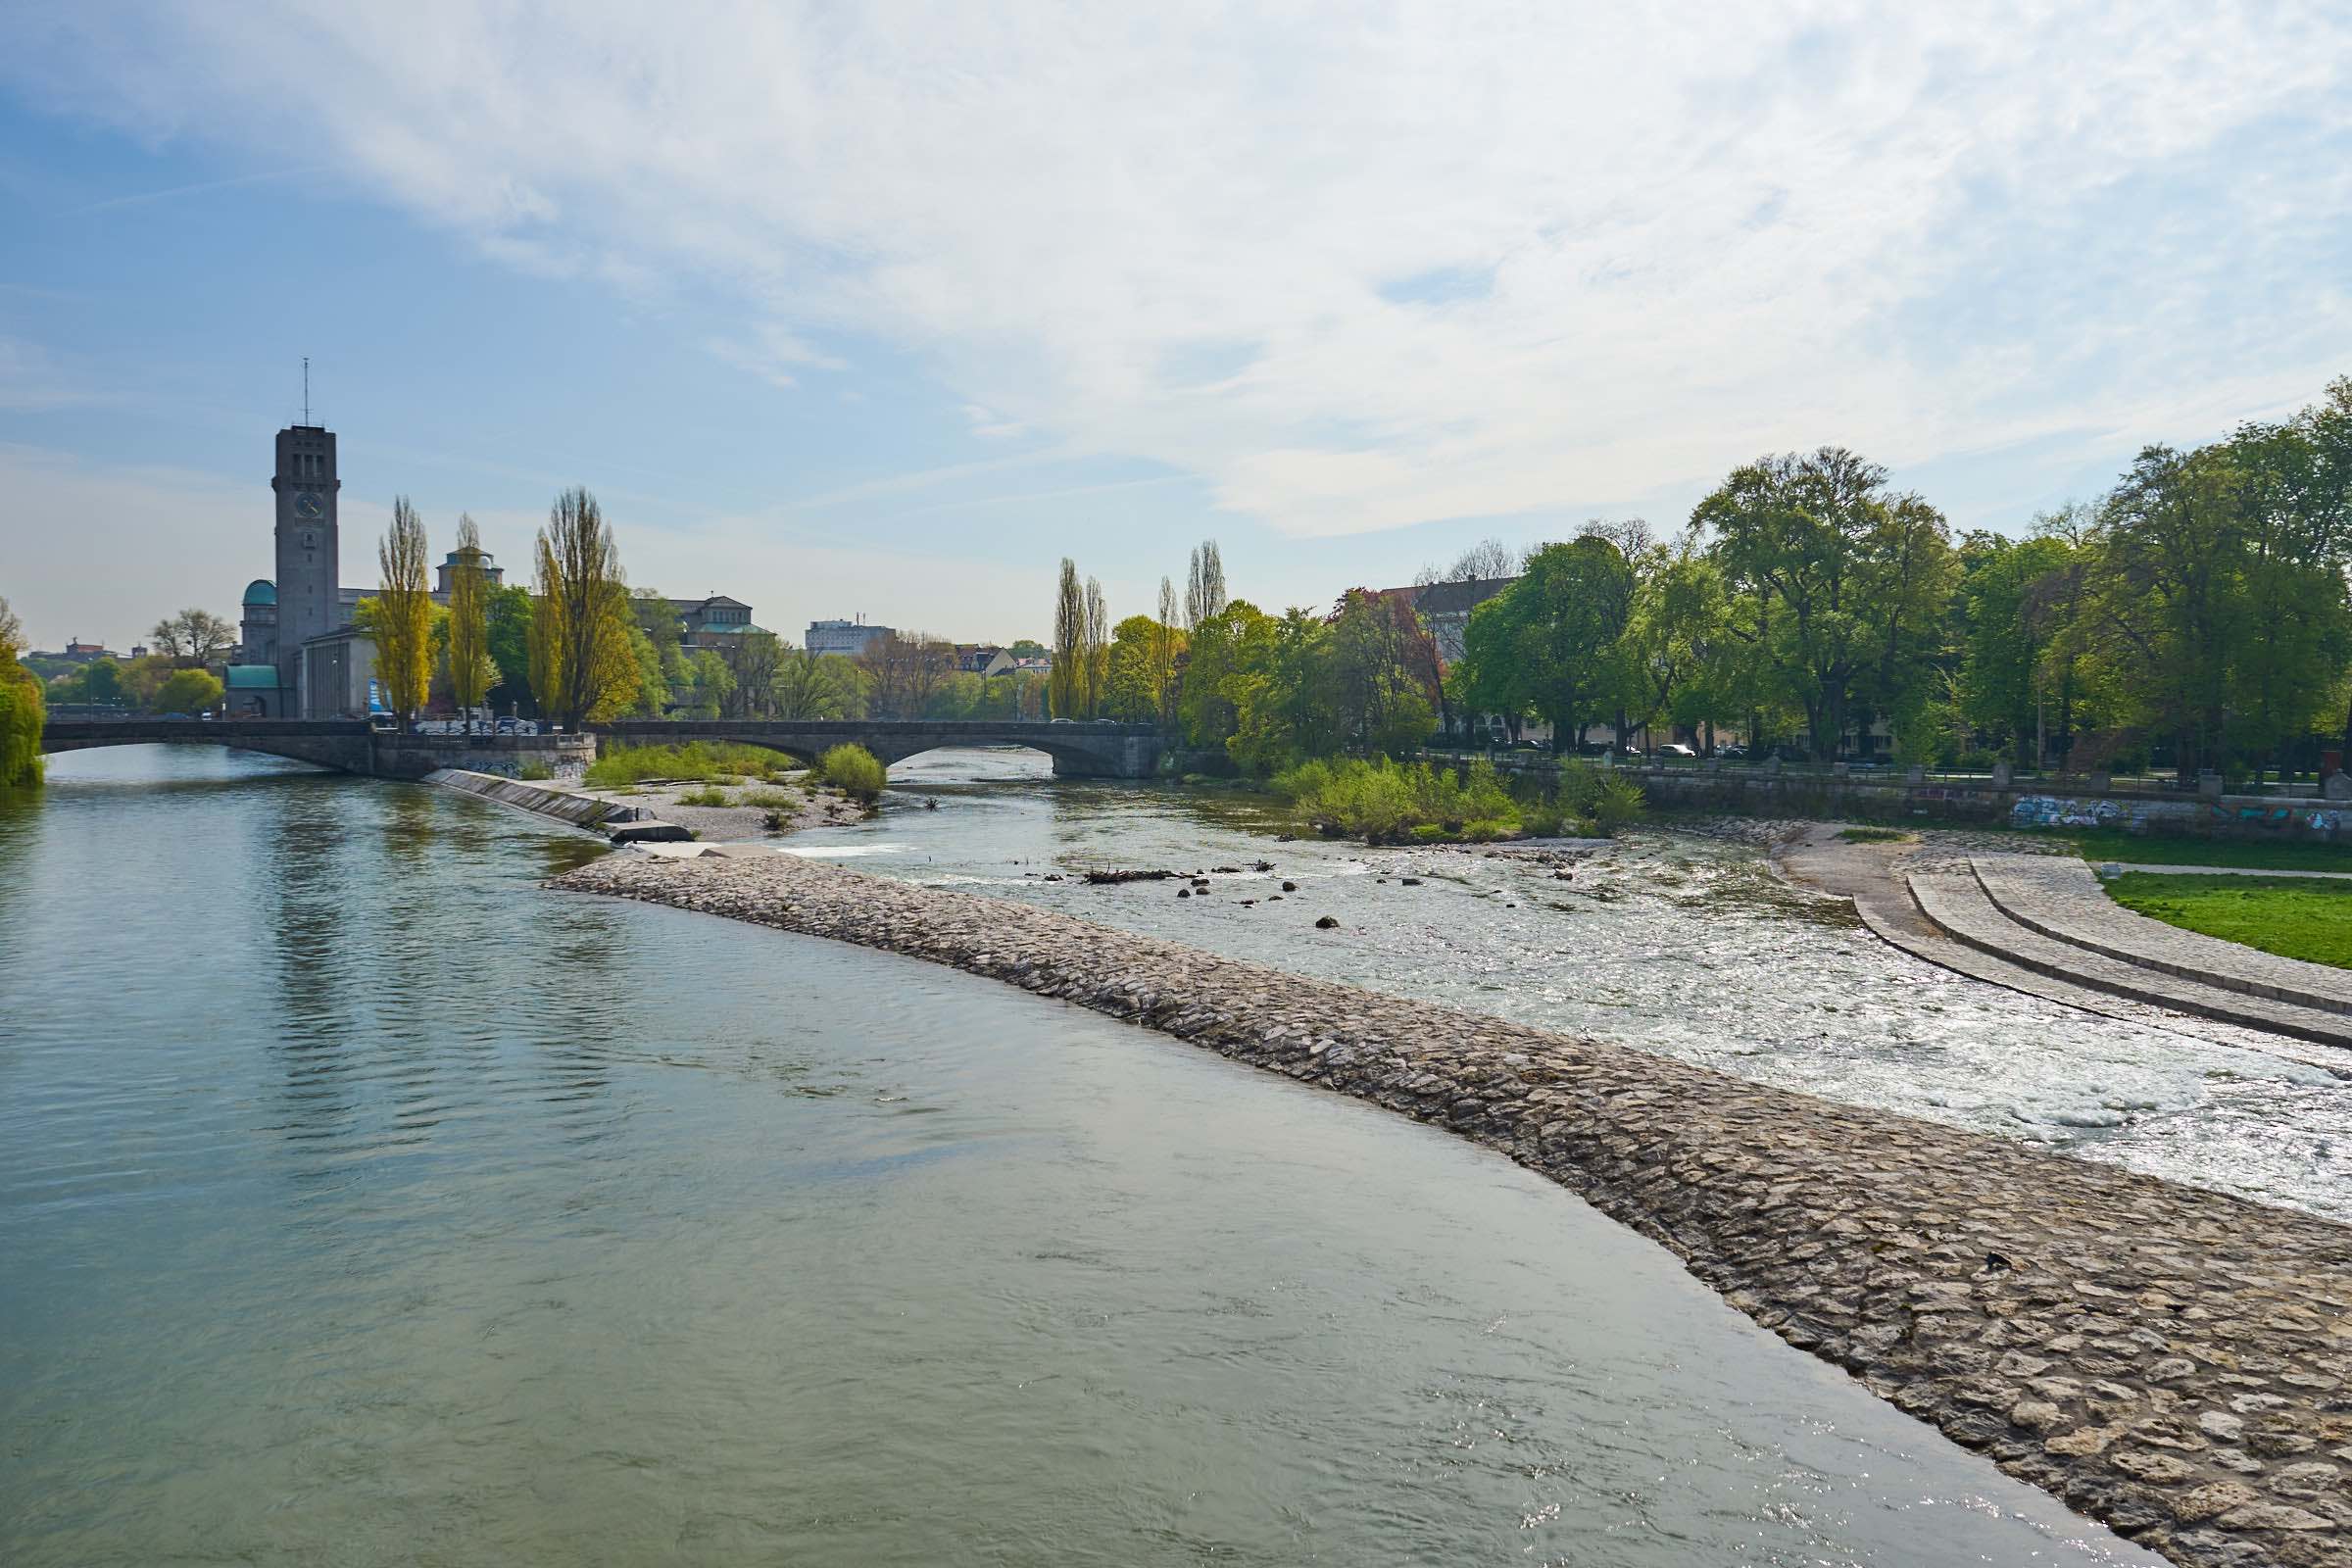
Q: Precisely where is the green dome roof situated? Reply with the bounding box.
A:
[243,579,276,606]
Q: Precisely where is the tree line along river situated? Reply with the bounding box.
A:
[0,744,2226,1565]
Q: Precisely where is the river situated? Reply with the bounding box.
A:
[0,747,2175,1565]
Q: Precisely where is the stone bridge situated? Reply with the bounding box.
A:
[601,718,1163,778]
[38,718,596,780]
[42,716,388,772]
[42,716,1164,781]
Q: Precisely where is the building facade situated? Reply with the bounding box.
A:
[807,617,892,657]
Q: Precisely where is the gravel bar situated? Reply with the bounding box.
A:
[553,850,2352,1567]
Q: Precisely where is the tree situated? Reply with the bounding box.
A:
[1695,449,1953,761]
[373,498,434,721]
[773,649,865,719]
[0,596,41,789]
[71,656,125,707]
[1083,576,1108,718]
[529,487,639,726]
[1007,638,1048,660]
[1103,613,1164,721]
[1619,538,1732,748]
[1325,589,1439,754]
[1050,559,1085,717]
[444,514,496,715]
[721,629,787,718]
[1153,576,1184,726]
[858,630,953,718]
[1458,537,1635,753]
[148,607,236,664]
[485,583,535,713]
[153,667,224,714]
[686,648,734,716]
[1185,540,1228,629]
[1417,537,1521,585]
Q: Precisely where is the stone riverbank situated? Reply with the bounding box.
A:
[551,851,2352,1568]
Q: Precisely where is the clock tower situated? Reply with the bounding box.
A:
[270,423,341,704]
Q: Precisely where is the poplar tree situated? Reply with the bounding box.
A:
[1153,575,1182,727]
[529,487,640,727]
[1050,558,1085,717]
[374,498,434,722]
[444,514,497,716]
[1083,575,1108,717]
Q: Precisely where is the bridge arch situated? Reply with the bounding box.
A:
[40,718,379,773]
[599,718,1162,779]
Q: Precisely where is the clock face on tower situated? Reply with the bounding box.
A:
[292,491,323,519]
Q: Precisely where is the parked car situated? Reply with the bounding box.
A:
[1049,717,1075,724]
[1655,743,1697,759]
[1716,744,1747,760]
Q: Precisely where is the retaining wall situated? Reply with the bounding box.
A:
[425,767,613,828]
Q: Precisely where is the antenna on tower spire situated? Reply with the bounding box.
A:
[303,357,311,424]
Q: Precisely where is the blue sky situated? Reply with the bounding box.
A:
[4,4,2348,653]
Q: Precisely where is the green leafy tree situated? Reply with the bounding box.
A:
[1102,613,1164,722]
[1460,537,1634,753]
[1324,589,1438,755]
[153,667,224,714]
[0,596,43,789]
[1696,448,1953,760]
[1620,538,1732,747]
[773,649,866,719]
[1178,599,1276,753]
[485,583,536,713]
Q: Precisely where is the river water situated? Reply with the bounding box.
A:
[785,749,2352,1223]
[0,748,2174,1566]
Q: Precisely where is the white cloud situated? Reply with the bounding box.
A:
[6,4,2349,535]
[0,336,95,411]
[962,404,1025,440]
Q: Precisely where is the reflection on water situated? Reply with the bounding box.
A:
[0,746,2161,1566]
[800,748,2352,1220]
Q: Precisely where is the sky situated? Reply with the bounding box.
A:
[3,2,2349,653]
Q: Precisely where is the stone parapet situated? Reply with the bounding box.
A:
[552,851,2352,1568]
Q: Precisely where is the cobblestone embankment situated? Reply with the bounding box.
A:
[552,851,2352,1567]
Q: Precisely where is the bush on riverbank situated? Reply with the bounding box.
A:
[815,744,887,802]
[1271,757,1520,844]
[585,741,794,788]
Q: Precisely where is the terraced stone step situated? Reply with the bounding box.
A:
[1905,871,2352,1050]
[1972,857,2352,1018]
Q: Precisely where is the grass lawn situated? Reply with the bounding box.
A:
[2105,872,2352,969]
[1993,825,2352,873]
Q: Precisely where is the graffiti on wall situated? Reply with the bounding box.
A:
[2010,795,2140,829]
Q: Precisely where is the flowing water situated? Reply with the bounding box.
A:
[0,747,2168,1566]
[788,749,2352,1222]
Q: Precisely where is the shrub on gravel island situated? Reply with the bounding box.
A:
[1270,757,1520,844]
[816,744,887,802]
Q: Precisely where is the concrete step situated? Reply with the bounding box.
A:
[1905,871,2352,1050]
[1971,856,2352,1018]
